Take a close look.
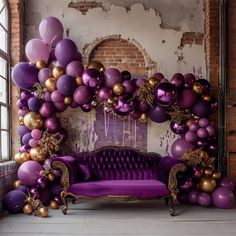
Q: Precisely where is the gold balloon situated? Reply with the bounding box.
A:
[64,97,72,105]
[204,169,213,176]
[75,76,83,86]
[213,171,222,180]
[87,61,105,72]
[113,83,125,96]
[192,82,203,95]
[148,77,159,87]
[12,180,21,189]
[199,150,209,159]
[14,153,23,164]
[52,66,65,79]
[23,204,33,215]
[37,206,49,218]
[45,78,57,92]
[199,176,217,193]
[20,152,31,162]
[202,94,211,102]
[30,146,46,162]
[50,200,58,209]
[48,173,55,182]
[36,60,46,70]
[24,112,43,130]
[18,116,24,123]
[139,113,148,123]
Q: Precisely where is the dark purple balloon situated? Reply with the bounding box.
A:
[51,90,64,103]
[28,97,41,111]
[184,73,196,88]
[155,82,177,106]
[4,190,26,213]
[170,120,187,134]
[104,68,122,88]
[191,99,210,118]
[49,182,62,198]
[38,188,51,205]
[16,99,28,110]
[197,192,212,207]
[21,90,33,100]
[22,132,32,146]
[57,74,77,96]
[44,117,61,133]
[18,125,30,137]
[81,103,93,112]
[177,88,197,108]
[122,80,134,94]
[188,189,199,204]
[171,137,195,158]
[121,71,131,81]
[66,60,84,77]
[11,62,39,90]
[170,73,184,89]
[135,78,146,88]
[197,79,210,93]
[212,187,235,209]
[44,91,52,102]
[220,177,235,191]
[153,72,164,81]
[148,105,170,123]
[39,102,55,117]
[73,85,92,105]
[210,97,218,114]
[98,87,113,102]
[16,185,29,194]
[114,98,132,116]
[82,68,103,89]
[19,145,31,152]
[136,101,150,112]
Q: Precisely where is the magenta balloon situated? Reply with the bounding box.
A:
[220,177,235,191]
[170,73,184,89]
[11,62,39,90]
[177,88,197,108]
[122,80,134,93]
[82,68,103,89]
[55,39,78,67]
[188,189,199,204]
[98,87,113,102]
[31,129,42,140]
[51,90,64,103]
[136,78,146,88]
[197,128,208,139]
[66,60,84,77]
[191,99,210,118]
[198,118,210,128]
[57,74,77,96]
[38,68,52,84]
[28,97,41,111]
[22,132,32,146]
[18,125,30,137]
[29,138,38,148]
[44,117,61,133]
[69,100,80,108]
[197,192,212,207]
[39,16,63,44]
[4,190,26,213]
[54,102,68,113]
[39,102,55,117]
[184,73,196,88]
[73,85,92,105]
[212,187,235,209]
[44,91,52,102]
[170,120,187,134]
[189,122,199,132]
[148,105,170,123]
[25,38,50,63]
[155,82,177,106]
[17,160,43,186]
[104,68,122,88]
[19,145,30,153]
[171,137,195,158]
[185,131,198,143]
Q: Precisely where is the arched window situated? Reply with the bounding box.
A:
[0,0,9,161]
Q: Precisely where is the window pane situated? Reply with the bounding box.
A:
[0,25,7,52]
[1,130,9,159]
[0,56,6,77]
[1,105,8,129]
[0,1,5,11]
[0,77,7,103]
[0,3,8,30]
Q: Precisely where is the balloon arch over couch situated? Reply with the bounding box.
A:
[4,17,235,217]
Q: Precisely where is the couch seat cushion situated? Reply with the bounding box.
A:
[68,180,170,198]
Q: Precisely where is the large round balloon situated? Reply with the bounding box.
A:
[17,160,43,186]
[39,16,64,45]
[25,38,50,63]
[220,177,235,191]
[171,137,195,158]
[56,74,77,96]
[18,125,30,137]
[212,187,235,209]
[104,68,122,88]
[23,111,44,130]
[4,190,26,213]
[98,87,113,102]
[148,105,170,123]
[66,60,84,77]
[191,98,210,118]
[55,39,78,67]
[177,88,197,108]
[82,68,103,89]
[197,192,212,207]
[73,85,92,105]
[11,62,39,90]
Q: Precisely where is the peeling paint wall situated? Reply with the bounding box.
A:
[25,0,206,156]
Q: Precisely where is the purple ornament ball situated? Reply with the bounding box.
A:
[188,189,199,204]
[98,87,113,102]
[170,120,187,134]
[73,85,92,105]
[66,60,84,77]
[177,88,197,108]
[104,68,122,88]
[220,177,235,191]
[51,90,65,103]
[185,131,198,143]
[31,129,42,140]
[170,73,184,89]
[212,187,235,209]
[4,190,26,213]
[197,192,212,207]
[28,97,41,111]
[57,74,77,96]
[39,102,55,118]
[82,68,103,89]
[191,99,210,118]
[148,105,170,123]
[44,117,61,133]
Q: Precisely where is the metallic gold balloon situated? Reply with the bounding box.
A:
[36,60,46,70]
[45,78,57,92]
[113,83,125,96]
[14,153,23,164]
[18,116,24,123]
[24,112,44,130]
[23,204,33,215]
[20,152,31,162]
[192,82,203,95]
[37,206,49,218]
[75,76,83,86]
[52,66,65,80]
[48,173,55,182]
[213,171,222,180]
[50,200,58,209]
[204,169,213,176]
[30,146,46,162]
[148,77,159,87]
[87,61,105,72]
[139,113,148,123]
[64,97,72,105]
[202,94,211,102]
[199,176,217,193]
[12,180,21,189]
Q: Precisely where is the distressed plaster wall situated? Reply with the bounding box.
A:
[25,0,206,156]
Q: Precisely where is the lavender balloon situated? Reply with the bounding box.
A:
[18,125,30,137]
[38,68,52,84]
[39,102,55,117]
[104,68,122,88]
[21,90,33,100]
[189,122,199,132]
[16,99,28,110]
[171,137,195,158]
[28,97,41,111]
[198,118,210,128]
[73,85,92,105]
[66,60,84,77]
[44,91,52,102]
[82,68,103,89]
[197,128,208,139]
[22,133,32,146]
[57,74,77,96]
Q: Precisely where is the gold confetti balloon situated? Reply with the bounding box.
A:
[113,83,125,96]
[12,180,21,189]
[199,176,217,193]
[20,152,31,162]
[23,204,33,215]
[35,60,46,70]
[23,112,44,130]
[14,152,23,164]
[87,61,105,72]
[45,78,57,92]
[37,206,49,218]
[52,66,65,80]
[30,146,46,162]
[148,77,159,87]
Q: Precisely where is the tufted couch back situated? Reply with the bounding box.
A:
[75,147,162,181]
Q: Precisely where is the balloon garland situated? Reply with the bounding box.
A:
[4,16,235,216]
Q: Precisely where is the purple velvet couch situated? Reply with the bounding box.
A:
[51,146,186,216]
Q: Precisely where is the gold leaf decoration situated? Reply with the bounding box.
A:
[167,105,191,124]
[136,82,155,107]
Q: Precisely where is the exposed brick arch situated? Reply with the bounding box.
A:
[83,35,156,77]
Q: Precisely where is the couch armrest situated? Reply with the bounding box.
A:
[51,156,79,190]
[157,156,187,192]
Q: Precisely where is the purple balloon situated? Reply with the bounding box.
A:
[220,177,235,191]
[98,87,113,102]
[170,73,184,89]
[114,98,132,116]
[18,125,30,137]
[66,60,84,77]
[21,91,33,100]
[197,128,208,139]
[38,68,52,84]
[22,132,32,146]
[152,72,164,81]
[191,99,210,118]
[44,91,53,102]
[184,73,196,88]
[29,187,39,198]
[170,121,187,134]
[155,82,177,106]
[18,109,29,116]
[19,145,31,153]
[49,182,62,198]
[135,78,146,88]
[53,102,68,113]
[212,187,235,209]
[82,68,103,89]
[31,129,42,140]
[16,99,28,110]
[189,122,199,132]
[55,39,78,67]
[205,125,215,137]
[197,192,212,207]
[4,190,26,213]
[104,68,122,88]
[69,100,80,108]
[51,90,65,103]
[121,71,131,81]
[81,103,93,112]
[73,85,92,105]
[57,74,77,96]
[185,131,198,143]
[29,138,38,148]
[17,160,43,186]
[188,189,199,204]
[122,80,134,94]
[28,97,41,111]
[16,185,29,194]
[11,62,39,90]
[171,137,195,158]
[148,105,170,123]
[44,117,61,133]
[192,166,204,179]
[198,118,210,128]
[177,88,197,108]
[135,101,150,113]
[197,79,210,93]
[39,102,55,117]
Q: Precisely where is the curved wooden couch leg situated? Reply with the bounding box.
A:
[169,191,177,216]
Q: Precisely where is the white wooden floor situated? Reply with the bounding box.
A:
[0,200,236,236]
